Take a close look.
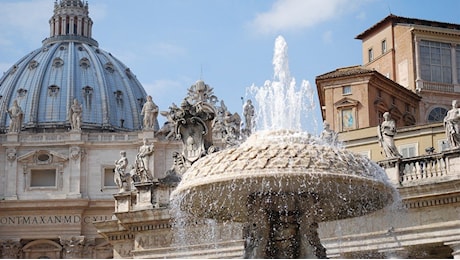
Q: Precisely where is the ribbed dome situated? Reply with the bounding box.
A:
[0,0,151,132]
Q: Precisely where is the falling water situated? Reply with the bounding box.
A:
[170,35,400,259]
[247,35,317,132]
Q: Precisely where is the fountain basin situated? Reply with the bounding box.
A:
[171,130,396,223]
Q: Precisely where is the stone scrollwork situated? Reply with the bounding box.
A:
[60,236,85,259]
[161,80,219,176]
[1,239,22,259]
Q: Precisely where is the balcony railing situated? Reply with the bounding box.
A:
[420,81,454,92]
[379,149,460,186]
[399,154,447,183]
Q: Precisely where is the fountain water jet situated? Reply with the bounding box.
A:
[170,36,397,258]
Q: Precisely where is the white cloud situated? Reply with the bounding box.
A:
[249,0,355,34]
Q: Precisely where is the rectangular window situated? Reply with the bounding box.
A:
[368,48,374,62]
[399,144,417,158]
[104,168,116,187]
[381,39,387,54]
[342,85,351,95]
[30,169,56,187]
[420,40,452,83]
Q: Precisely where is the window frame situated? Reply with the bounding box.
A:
[381,39,387,54]
[342,85,352,95]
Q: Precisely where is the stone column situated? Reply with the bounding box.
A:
[61,17,66,35]
[77,17,82,35]
[69,17,75,35]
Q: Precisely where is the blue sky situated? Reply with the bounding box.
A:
[1,0,459,135]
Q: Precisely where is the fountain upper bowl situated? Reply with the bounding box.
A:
[170,130,397,222]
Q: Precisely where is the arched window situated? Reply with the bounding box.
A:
[428,107,448,123]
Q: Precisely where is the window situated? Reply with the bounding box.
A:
[428,107,448,123]
[104,168,116,187]
[420,40,452,83]
[368,48,374,62]
[342,85,351,95]
[381,40,387,54]
[399,144,417,158]
[30,169,56,187]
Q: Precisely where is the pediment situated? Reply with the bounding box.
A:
[18,150,69,164]
[334,97,359,108]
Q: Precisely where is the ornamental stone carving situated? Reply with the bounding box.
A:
[60,236,85,259]
[6,148,17,164]
[1,239,22,259]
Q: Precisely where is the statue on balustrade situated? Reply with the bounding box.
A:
[7,99,23,133]
[69,98,82,131]
[141,95,159,130]
[242,99,255,137]
[378,112,402,158]
[320,120,338,146]
[114,150,130,192]
[444,100,460,149]
[132,138,154,183]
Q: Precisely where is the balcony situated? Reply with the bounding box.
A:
[378,148,460,188]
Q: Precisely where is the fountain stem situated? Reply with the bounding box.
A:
[244,192,327,258]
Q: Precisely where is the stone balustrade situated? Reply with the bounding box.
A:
[379,148,460,187]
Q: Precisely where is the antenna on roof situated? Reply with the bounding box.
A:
[387,3,392,15]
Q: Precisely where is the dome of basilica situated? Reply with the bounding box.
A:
[0,0,152,133]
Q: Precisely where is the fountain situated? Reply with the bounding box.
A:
[170,36,397,258]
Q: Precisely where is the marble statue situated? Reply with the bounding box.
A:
[320,121,338,146]
[243,99,255,135]
[222,110,241,147]
[7,100,23,133]
[141,95,159,130]
[444,100,460,149]
[133,138,154,182]
[114,151,129,192]
[69,98,82,131]
[378,112,402,158]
